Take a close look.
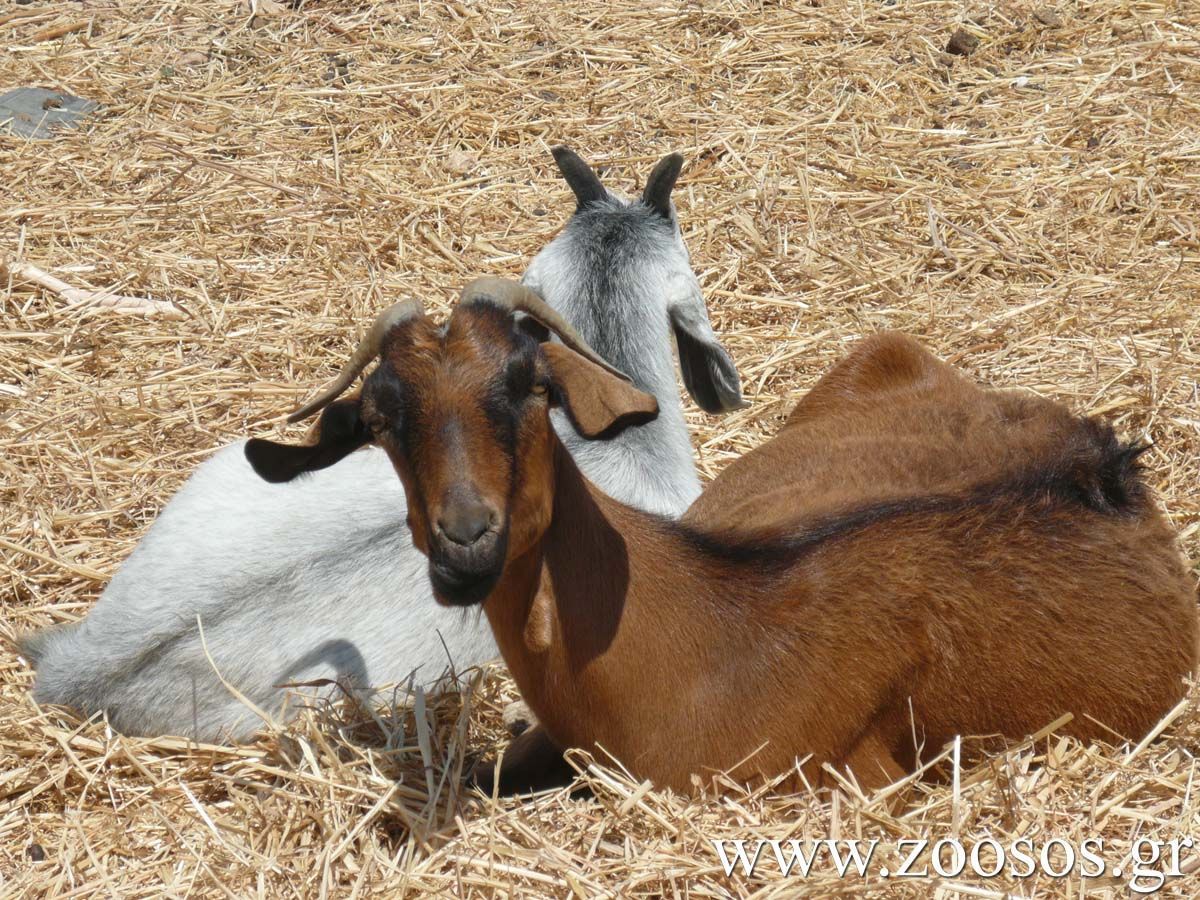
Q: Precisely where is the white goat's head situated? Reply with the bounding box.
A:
[521,147,745,414]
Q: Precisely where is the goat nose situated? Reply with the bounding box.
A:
[437,502,494,546]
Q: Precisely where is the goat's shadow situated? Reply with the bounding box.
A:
[275,638,372,693]
[543,460,630,671]
[268,638,384,742]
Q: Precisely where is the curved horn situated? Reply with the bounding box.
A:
[287,298,424,424]
[459,277,632,383]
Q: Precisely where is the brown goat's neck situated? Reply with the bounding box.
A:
[482,440,771,759]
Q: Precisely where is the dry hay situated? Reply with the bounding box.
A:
[2,0,1199,896]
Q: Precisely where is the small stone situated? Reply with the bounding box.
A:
[27,843,46,862]
[1087,134,1100,148]
[1033,7,1064,27]
[444,150,477,176]
[177,51,208,68]
[946,28,980,56]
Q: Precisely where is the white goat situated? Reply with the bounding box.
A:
[19,148,744,741]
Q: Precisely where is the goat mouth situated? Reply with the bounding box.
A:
[429,560,501,607]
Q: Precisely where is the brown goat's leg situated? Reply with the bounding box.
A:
[470,725,579,797]
[836,730,907,794]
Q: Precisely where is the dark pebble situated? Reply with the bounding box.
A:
[946,28,980,56]
[1034,7,1064,27]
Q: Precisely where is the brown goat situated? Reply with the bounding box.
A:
[246,281,1198,794]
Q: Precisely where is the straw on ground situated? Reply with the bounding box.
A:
[2,0,1198,896]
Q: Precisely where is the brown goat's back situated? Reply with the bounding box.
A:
[678,333,1197,776]
[690,333,1152,533]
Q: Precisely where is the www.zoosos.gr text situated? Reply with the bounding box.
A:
[710,836,1194,893]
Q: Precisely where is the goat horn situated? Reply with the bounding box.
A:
[286,298,424,424]
[459,277,633,383]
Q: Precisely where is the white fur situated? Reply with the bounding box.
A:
[22,177,737,741]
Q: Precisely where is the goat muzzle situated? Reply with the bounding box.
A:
[427,531,509,607]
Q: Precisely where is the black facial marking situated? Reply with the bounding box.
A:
[481,333,541,455]
[363,363,412,449]
[515,314,551,343]
[504,350,536,399]
[364,364,406,418]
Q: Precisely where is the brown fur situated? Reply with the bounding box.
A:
[262,318,1199,794]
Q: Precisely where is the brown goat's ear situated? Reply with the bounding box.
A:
[245,397,369,483]
[542,343,658,439]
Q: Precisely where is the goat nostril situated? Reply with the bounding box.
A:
[437,507,493,546]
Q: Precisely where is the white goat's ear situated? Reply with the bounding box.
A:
[245,397,369,483]
[642,153,683,219]
[552,146,606,210]
[543,343,658,439]
[669,302,747,414]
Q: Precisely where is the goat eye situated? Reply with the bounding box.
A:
[531,381,548,397]
[366,414,389,434]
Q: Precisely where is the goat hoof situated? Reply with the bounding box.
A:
[501,699,537,737]
[467,758,500,796]
[467,724,580,797]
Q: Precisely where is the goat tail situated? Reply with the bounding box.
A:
[1068,420,1151,515]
